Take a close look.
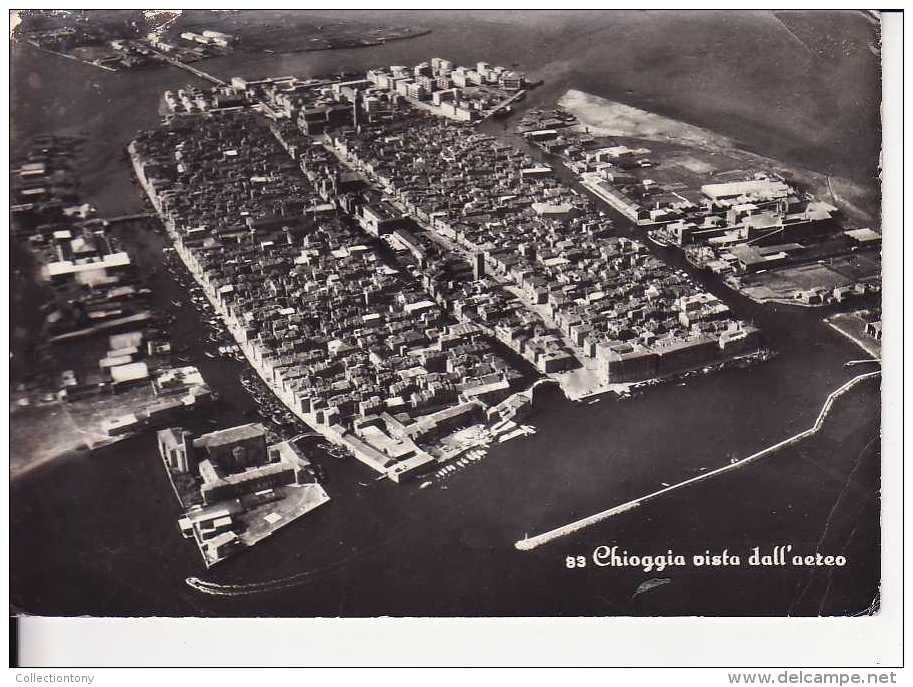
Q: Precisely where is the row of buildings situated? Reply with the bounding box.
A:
[364,58,527,121]
[313,102,763,385]
[132,62,766,482]
[521,117,880,308]
[11,135,199,399]
[216,57,527,127]
[130,107,527,482]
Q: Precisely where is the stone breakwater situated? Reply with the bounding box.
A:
[515,370,880,551]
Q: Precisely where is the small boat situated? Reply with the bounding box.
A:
[661,482,671,487]
[632,577,671,598]
[171,299,183,307]
[419,481,432,489]
[586,398,601,405]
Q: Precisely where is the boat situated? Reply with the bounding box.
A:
[647,231,672,248]
[632,577,671,598]
[419,481,432,489]
[171,299,183,307]
[586,398,601,405]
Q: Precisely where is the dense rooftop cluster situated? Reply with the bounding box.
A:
[129,60,769,480]
[321,102,762,382]
[131,110,523,452]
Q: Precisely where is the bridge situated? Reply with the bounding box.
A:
[98,212,158,224]
[523,378,560,402]
[478,89,528,123]
[150,49,282,119]
[153,50,226,86]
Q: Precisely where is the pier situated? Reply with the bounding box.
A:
[151,50,227,86]
[515,370,880,551]
[478,89,529,123]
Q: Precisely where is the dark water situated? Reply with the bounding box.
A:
[10,11,881,617]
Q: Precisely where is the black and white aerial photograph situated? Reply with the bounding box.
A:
[10,7,892,638]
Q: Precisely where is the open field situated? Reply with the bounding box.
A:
[165,10,429,54]
[736,252,881,304]
[558,89,880,228]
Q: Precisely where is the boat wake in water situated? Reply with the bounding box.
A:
[185,554,357,597]
[186,529,410,596]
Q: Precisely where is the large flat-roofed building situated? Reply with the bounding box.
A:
[500,70,526,90]
[531,202,577,222]
[44,251,133,286]
[603,343,658,383]
[729,244,793,272]
[298,103,353,135]
[536,349,576,373]
[197,437,311,504]
[362,201,408,236]
[386,451,437,483]
[198,456,300,504]
[654,335,720,376]
[845,227,882,246]
[401,401,483,443]
[152,365,208,397]
[193,422,268,472]
[701,179,791,202]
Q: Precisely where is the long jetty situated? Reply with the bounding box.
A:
[151,50,226,86]
[478,89,529,123]
[515,370,880,551]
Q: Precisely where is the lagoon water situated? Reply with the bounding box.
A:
[10,11,881,616]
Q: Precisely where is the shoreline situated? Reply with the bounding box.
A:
[557,88,879,229]
[825,316,881,360]
[13,27,432,78]
[128,141,518,483]
[321,125,768,400]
